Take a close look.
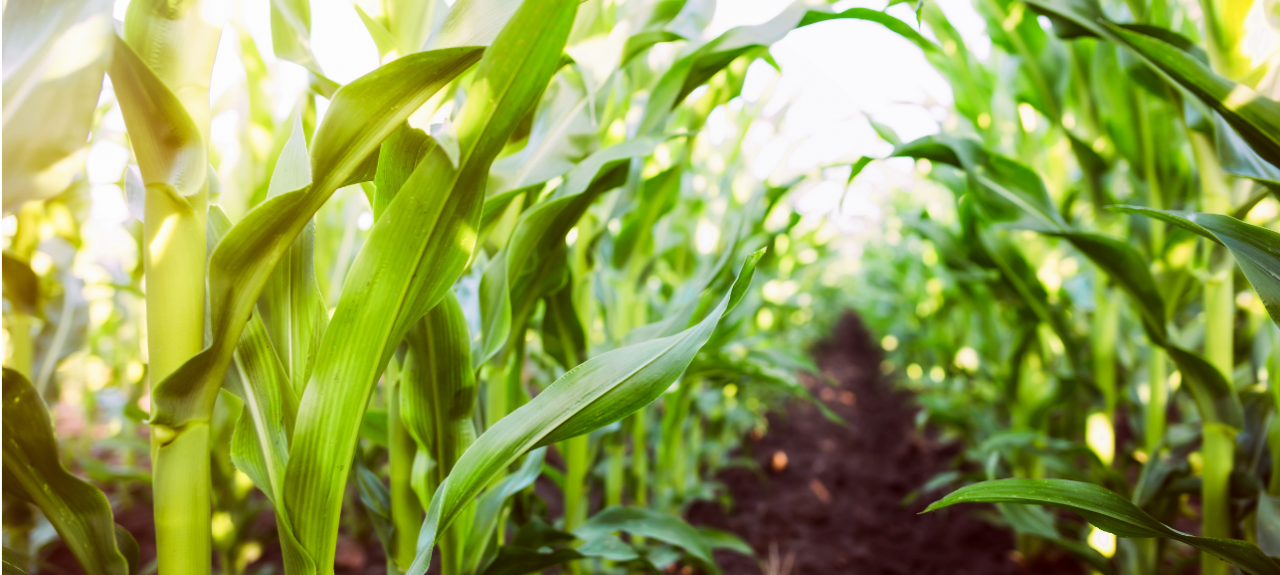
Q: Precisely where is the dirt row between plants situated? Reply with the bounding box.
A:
[686,313,1085,575]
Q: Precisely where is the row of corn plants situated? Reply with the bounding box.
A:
[837,0,1280,572]
[2,0,872,573]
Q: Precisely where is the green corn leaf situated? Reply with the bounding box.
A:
[903,136,1244,427]
[480,547,585,575]
[1212,113,1280,188]
[1109,207,1280,329]
[286,1,578,567]
[258,114,329,395]
[926,479,1280,575]
[894,136,1064,230]
[208,206,314,574]
[613,167,682,267]
[407,250,763,575]
[476,136,671,366]
[697,527,754,556]
[1,368,137,575]
[146,47,480,431]
[1102,23,1280,168]
[2,549,26,575]
[573,506,718,574]
[542,264,588,371]
[107,35,205,206]
[2,0,112,212]
[1018,0,1280,169]
[401,291,478,484]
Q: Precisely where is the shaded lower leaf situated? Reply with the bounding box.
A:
[927,479,1280,575]
[2,549,26,575]
[480,547,584,575]
[1,369,135,575]
[574,506,717,573]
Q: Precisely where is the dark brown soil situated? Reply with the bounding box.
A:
[686,313,1086,575]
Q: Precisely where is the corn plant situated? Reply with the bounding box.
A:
[1,0,886,573]
[832,0,1280,572]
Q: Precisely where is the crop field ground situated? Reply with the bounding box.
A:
[3,0,1279,574]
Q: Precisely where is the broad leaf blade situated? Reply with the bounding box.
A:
[927,479,1280,575]
[574,506,718,574]
[1,369,135,575]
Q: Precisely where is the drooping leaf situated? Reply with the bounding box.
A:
[640,4,937,135]
[2,549,26,575]
[407,250,763,575]
[1109,207,1280,329]
[573,506,719,574]
[1101,24,1280,168]
[1,369,137,575]
[926,479,1280,575]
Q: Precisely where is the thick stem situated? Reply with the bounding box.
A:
[1269,326,1280,496]
[388,382,420,571]
[562,434,589,532]
[153,424,213,575]
[1146,348,1168,454]
[1202,423,1235,574]
[630,410,648,508]
[605,432,624,507]
[123,2,220,573]
[1190,129,1236,575]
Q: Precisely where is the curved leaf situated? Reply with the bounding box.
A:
[2,549,26,575]
[1102,24,1280,168]
[1110,207,1280,328]
[927,479,1280,575]
[573,506,718,574]
[1,369,136,575]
